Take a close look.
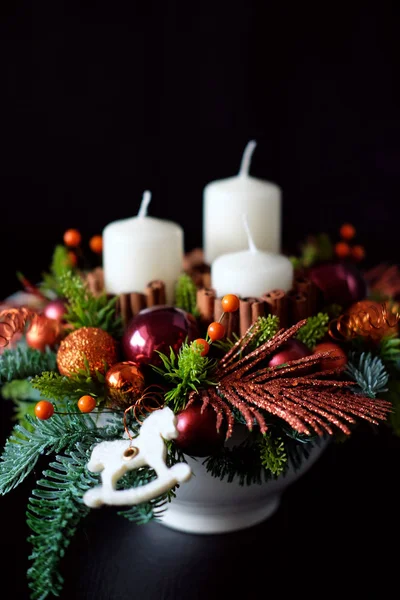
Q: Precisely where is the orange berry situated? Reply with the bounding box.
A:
[67,251,77,267]
[78,395,97,413]
[34,400,55,420]
[221,294,240,313]
[334,241,350,259]
[351,245,365,261]
[339,223,356,240]
[89,235,103,254]
[207,321,226,342]
[63,228,82,248]
[192,338,210,356]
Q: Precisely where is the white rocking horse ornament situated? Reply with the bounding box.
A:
[83,406,192,508]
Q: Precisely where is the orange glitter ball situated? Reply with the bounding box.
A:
[56,326,118,376]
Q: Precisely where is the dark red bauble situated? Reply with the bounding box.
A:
[174,403,226,457]
[308,262,366,309]
[122,305,200,367]
[268,338,312,368]
[313,341,348,371]
[43,299,67,321]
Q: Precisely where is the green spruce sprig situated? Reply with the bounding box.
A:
[213,315,280,353]
[31,364,106,403]
[59,271,121,336]
[39,245,74,297]
[174,274,200,317]
[153,341,218,412]
[0,346,57,383]
[27,444,98,600]
[258,433,287,475]
[296,312,329,349]
[345,352,389,398]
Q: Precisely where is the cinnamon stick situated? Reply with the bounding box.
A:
[287,290,308,324]
[262,289,288,328]
[196,288,216,324]
[293,276,317,315]
[117,292,146,325]
[145,280,166,307]
[239,297,265,336]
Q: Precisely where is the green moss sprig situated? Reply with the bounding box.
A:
[296,312,329,349]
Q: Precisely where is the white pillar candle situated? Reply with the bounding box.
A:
[203,140,282,264]
[211,216,293,298]
[103,191,184,304]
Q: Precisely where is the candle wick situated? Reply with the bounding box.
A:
[138,190,152,218]
[238,140,257,177]
[242,213,257,253]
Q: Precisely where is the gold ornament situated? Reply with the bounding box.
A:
[105,361,146,409]
[57,326,118,376]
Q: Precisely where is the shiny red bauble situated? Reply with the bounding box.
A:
[268,338,312,368]
[308,262,366,309]
[174,403,226,457]
[313,341,348,371]
[122,306,200,367]
[43,299,67,321]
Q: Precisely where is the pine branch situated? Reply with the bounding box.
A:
[345,352,389,398]
[203,440,272,486]
[59,271,122,336]
[152,342,218,412]
[31,364,106,402]
[248,315,280,350]
[174,274,200,317]
[0,346,57,383]
[0,410,99,495]
[258,433,287,475]
[296,313,329,349]
[1,379,41,402]
[39,245,74,297]
[27,443,99,600]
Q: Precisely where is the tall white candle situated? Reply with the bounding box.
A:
[203,140,282,264]
[103,191,184,304]
[211,215,293,298]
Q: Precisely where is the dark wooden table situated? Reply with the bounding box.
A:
[1,400,399,600]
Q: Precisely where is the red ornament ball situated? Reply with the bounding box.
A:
[34,400,54,420]
[122,306,200,367]
[174,402,226,457]
[268,338,312,368]
[43,299,67,321]
[313,341,348,371]
[308,262,366,308]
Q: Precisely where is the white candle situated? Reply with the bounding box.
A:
[203,140,282,264]
[103,191,184,304]
[211,216,293,298]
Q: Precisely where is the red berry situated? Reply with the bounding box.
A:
[207,322,226,342]
[63,229,81,248]
[78,395,97,413]
[89,235,103,254]
[335,241,350,259]
[221,294,240,313]
[34,400,55,420]
[192,338,210,356]
[339,223,356,240]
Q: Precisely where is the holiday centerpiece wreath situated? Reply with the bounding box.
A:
[1,149,400,599]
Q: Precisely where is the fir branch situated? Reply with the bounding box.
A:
[379,334,400,370]
[39,245,74,296]
[258,433,287,475]
[59,271,122,336]
[382,380,400,436]
[27,444,98,600]
[0,346,57,383]
[296,313,329,349]
[1,379,41,402]
[174,274,200,317]
[203,440,271,486]
[0,410,99,495]
[345,352,389,398]
[152,342,218,412]
[31,364,106,403]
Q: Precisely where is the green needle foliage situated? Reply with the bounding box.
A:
[0,409,99,495]
[31,361,106,403]
[39,244,74,296]
[214,315,280,353]
[27,444,99,600]
[153,341,218,412]
[174,274,200,317]
[296,312,329,349]
[258,433,287,476]
[0,346,57,383]
[1,379,41,402]
[379,334,400,370]
[59,271,121,336]
[345,352,389,398]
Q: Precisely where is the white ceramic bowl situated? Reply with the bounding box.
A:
[160,432,329,534]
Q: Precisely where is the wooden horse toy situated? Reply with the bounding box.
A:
[83,406,192,508]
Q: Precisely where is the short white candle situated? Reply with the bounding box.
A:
[211,216,293,298]
[103,191,184,304]
[203,140,282,264]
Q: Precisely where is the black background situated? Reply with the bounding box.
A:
[1,2,400,599]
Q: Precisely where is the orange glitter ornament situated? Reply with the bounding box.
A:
[56,326,118,376]
[105,361,146,409]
